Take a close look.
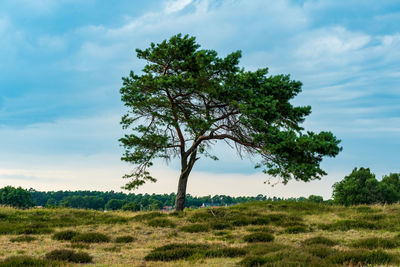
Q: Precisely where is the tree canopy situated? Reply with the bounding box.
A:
[332,168,400,205]
[0,186,33,209]
[119,34,341,210]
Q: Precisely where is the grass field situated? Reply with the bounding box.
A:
[1,201,400,266]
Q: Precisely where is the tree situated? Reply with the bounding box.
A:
[119,34,342,211]
[307,195,323,203]
[0,186,34,209]
[332,168,381,205]
[105,199,126,210]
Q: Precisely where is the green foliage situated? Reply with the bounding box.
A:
[121,201,140,211]
[71,232,110,243]
[146,218,176,228]
[351,237,399,249]
[319,219,378,231]
[115,235,135,243]
[302,236,337,246]
[105,199,126,210]
[180,223,209,233]
[243,232,274,243]
[284,225,309,234]
[144,243,246,261]
[332,168,400,205]
[305,244,335,258]
[307,195,323,203]
[119,33,341,197]
[60,195,105,210]
[133,211,165,221]
[45,249,92,263]
[52,230,80,241]
[0,186,33,209]
[0,256,59,267]
[0,208,127,235]
[328,249,393,265]
[10,235,37,242]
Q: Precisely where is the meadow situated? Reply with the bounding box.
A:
[1,201,400,266]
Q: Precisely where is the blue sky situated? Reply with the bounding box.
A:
[0,0,399,199]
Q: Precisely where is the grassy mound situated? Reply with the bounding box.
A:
[243,232,274,243]
[180,224,209,233]
[45,249,92,263]
[10,235,37,242]
[52,230,80,241]
[115,235,135,243]
[0,256,59,267]
[144,243,246,261]
[302,236,337,246]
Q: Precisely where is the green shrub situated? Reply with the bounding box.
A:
[52,230,80,241]
[10,235,37,242]
[45,249,92,263]
[121,202,139,211]
[305,244,335,258]
[210,221,233,230]
[144,243,246,261]
[180,224,209,233]
[243,232,274,243]
[0,256,58,267]
[146,218,176,228]
[302,236,337,246]
[115,235,135,243]
[133,212,165,221]
[71,232,110,243]
[328,249,393,265]
[351,237,399,249]
[239,255,267,267]
[284,225,308,234]
[319,219,378,231]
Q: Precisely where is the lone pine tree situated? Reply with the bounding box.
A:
[119,34,341,211]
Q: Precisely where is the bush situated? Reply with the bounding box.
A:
[146,218,176,228]
[115,235,135,243]
[239,255,267,267]
[10,235,37,242]
[180,224,209,233]
[121,202,140,211]
[302,236,337,246]
[45,249,92,263]
[351,237,399,249]
[305,244,335,258]
[284,225,308,234]
[0,256,58,267]
[52,230,80,241]
[328,249,393,265]
[319,219,378,231]
[71,232,110,243]
[144,243,246,261]
[243,232,274,243]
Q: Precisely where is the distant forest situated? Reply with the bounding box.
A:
[26,189,323,211]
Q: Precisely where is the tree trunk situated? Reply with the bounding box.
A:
[175,150,197,211]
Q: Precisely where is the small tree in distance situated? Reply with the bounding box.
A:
[119,34,341,211]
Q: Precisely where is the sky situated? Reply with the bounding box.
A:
[0,0,399,199]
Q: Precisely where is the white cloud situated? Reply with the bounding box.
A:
[164,0,192,14]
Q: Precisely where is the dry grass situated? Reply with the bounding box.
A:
[1,202,400,266]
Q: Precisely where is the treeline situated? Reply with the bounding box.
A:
[0,187,325,210]
[333,168,400,206]
[28,190,271,210]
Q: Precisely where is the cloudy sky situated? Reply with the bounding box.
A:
[0,0,399,199]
